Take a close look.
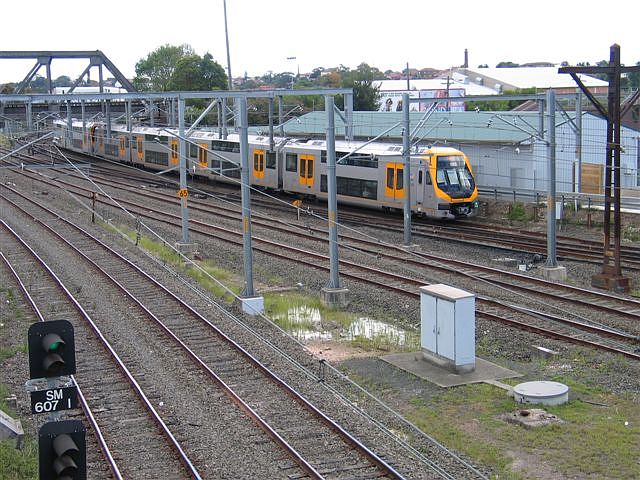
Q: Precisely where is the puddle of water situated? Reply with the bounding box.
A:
[270,303,419,351]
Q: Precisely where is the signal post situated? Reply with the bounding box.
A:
[26,319,86,480]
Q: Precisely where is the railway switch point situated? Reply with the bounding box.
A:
[239,295,264,316]
[540,265,567,282]
[320,287,349,308]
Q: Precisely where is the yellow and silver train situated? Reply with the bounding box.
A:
[54,119,479,219]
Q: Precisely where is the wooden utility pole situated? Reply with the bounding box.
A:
[559,45,640,293]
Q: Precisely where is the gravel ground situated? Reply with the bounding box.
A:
[3,163,640,479]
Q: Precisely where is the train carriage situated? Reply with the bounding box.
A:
[54,119,478,219]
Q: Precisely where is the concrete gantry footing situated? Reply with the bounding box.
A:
[540,265,567,282]
[320,287,349,308]
[175,242,199,258]
[0,409,24,449]
[239,295,264,316]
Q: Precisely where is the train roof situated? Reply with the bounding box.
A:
[56,119,464,156]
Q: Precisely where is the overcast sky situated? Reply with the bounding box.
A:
[1,0,638,85]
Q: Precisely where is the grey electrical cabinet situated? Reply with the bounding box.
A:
[420,284,475,373]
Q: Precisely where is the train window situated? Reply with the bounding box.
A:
[286,153,297,172]
[320,175,378,200]
[211,139,240,153]
[386,168,394,189]
[145,150,169,166]
[266,151,276,169]
[396,170,403,189]
[189,144,198,158]
[321,151,326,163]
[418,171,423,185]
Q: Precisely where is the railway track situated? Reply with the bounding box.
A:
[1,222,199,479]
[8,167,640,344]
[2,183,487,479]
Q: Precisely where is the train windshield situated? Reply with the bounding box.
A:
[435,155,475,198]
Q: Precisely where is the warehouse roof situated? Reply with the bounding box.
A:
[455,67,608,90]
[260,111,552,145]
[373,79,498,96]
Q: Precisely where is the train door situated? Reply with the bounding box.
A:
[136,136,144,161]
[253,149,265,180]
[299,155,314,188]
[170,139,179,166]
[197,143,208,169]
[118,137,126,158]
[415,167,425,205]
[384,162,404,201]
[89,125,97,153]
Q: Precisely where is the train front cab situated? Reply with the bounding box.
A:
[419,152,478,219]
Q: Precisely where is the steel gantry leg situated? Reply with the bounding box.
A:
[321,95,348,307]
[237,97,264,315]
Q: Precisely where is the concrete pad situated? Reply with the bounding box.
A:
[381,352,521,387]
[540,265,567,282]
[239,295,264,316]
[320,287,349,308]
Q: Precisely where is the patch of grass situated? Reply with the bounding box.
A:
[0,386,37,479]
[185,260,240,301]
[506,202,529,221]
[0,437,38,480]
[405,380,640,479]
[102,223,242,301]
[622,225,640,242]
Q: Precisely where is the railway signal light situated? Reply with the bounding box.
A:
[39,420,86,480]
[28,320,76,379]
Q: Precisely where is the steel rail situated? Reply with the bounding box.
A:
[0,249,124,480]
[2,191,407,480]
[0,219,203,480]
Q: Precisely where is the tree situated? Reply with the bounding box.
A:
[53,75,72,87]
[496,61,519,68]
[338,63,381,111]
[626,61,640,90]
[168,53,227,91]
[133,44,193,91]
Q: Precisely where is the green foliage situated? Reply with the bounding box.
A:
[134,44,227,92]
[406,381,640,479]
[168,53,227,91]
[336,63,381,111]
[0,438,38,479]
[134,44,192,91]
[496,61,520,68]
[466,87,538,112]
[506,202,528,221]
